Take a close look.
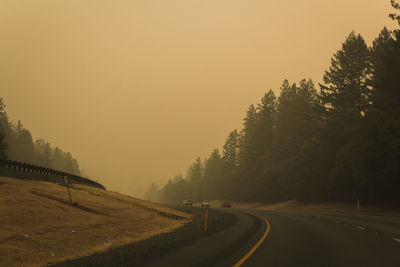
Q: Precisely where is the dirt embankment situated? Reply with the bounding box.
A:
[0,176,190,267]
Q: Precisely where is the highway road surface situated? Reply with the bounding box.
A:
[240,209,400,267]
[144,209,400,267]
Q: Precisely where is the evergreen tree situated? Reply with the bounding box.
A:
[389,0,400,24]
[9,120,35,163]
[0,98,7,160]
[318,32,372,201]
[239,104,259,170]
[275,79,322,200]
[186,157,203,182]
[202,149,224,199]
[203,149,223,179]
[186,157,203,200]
[359,7,400,204]
[144,182,160,202]
[222,129,240,167]
[371,28,400,116]
[320,31,371,116]
[63,152,81,175]
[239,90,277,202]
[255,90,277,157]
[35,139,52,167]
[277,79,319,157]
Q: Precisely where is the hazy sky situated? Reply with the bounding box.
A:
[0,0,397,196]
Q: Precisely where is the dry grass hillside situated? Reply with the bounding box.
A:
[0,176,191,267]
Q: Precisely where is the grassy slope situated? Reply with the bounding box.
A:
[0,176,190,267]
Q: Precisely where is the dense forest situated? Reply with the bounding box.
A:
[146,1,400,205]
[0,98,82,175]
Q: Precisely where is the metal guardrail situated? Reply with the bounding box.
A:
[0,159,105,189]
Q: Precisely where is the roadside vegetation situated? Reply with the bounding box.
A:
[0,98,82,175]
[148,1,400,205]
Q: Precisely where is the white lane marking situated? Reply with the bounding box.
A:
[394,238,400,243]
[333,220,340,224]
[356,226,366,231]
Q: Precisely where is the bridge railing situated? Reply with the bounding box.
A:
[0,159,105,189]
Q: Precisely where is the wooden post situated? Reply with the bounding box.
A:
[64,176,73,205]
[204,207,208,233]
[357,199,360,214]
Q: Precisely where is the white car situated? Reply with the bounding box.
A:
[201,200,210,208]
[183,200,193,206]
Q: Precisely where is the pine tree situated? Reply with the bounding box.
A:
[320,31,371,116]
[186,157,203,200]
[35,139,52,167]
[371,28,400,116]
[239,104,259,169]
[186,157,203,182]
[10,120,35,163]
[144,183,160,202]
[359,7,400,204]
[389,0,400,24]
[0,98,7,160]
[223,130,240,168]
[254,90,277,160]
[203,149,223,179]
[277,79,319,157]
[202,149,224,199]
[318,32,372,201]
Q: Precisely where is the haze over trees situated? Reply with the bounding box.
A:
[148,1,400,205]
[0,97,82,175]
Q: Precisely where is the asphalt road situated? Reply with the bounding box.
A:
[240,209,400,267]
[142,208,400,267]
[141,209,263,267]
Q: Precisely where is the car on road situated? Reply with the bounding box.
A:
[201,200,210,208]
[220,201,231,208]
[183,200,193,206]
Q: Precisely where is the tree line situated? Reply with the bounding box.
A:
[0,98,82,175]
[146,1,400,205]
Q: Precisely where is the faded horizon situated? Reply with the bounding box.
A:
[0,0,396,197]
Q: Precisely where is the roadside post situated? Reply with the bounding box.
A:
[357,199,360,214]
[64,176,73,205]
[204,207,208,233]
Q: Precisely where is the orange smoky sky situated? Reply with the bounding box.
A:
[0,0,397,196]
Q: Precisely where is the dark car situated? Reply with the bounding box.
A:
[220,201,231,208]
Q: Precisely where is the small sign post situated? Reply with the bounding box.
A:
[204,207,208,233]
[64,176,73,205]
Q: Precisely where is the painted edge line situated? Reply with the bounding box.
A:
[233,213,271,267]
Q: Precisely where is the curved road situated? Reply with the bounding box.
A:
[240,209,400,267]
